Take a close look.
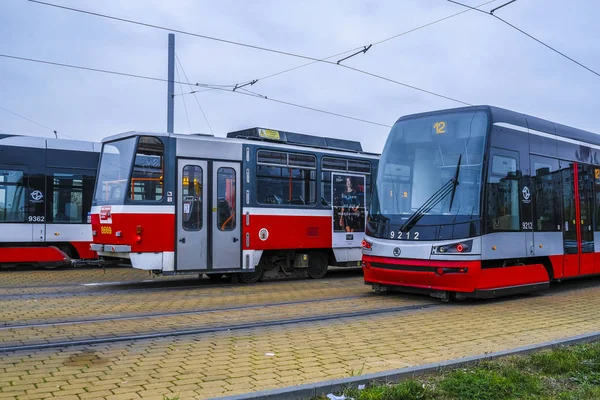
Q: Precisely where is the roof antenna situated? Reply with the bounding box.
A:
[53,130,58,139]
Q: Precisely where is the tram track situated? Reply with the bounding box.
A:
[0,269,362,298]
[1,293,371,328]
[0,301,441,353]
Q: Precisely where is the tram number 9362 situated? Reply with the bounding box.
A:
[390,231,420,240]
[28,216,45,222]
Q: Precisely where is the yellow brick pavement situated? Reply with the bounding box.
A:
[2,281,600,399]
[1,294,430,348]
[0,268,159,288]
[2,275,366,325]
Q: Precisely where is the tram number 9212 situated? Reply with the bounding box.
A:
[390,231,420,240]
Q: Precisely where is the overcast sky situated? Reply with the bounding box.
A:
[1,0,599,153]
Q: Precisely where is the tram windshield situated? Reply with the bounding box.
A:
[370,110,488,230]
[93,136,165,204]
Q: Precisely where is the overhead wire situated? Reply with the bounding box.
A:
[0,53,227,88]
[0,105,62,138]
[1,53,389,129]
[27,0,487,106]
[174,60,193,133]
[447,0,600,79]
[175,54,214,134]
[219,87,392,128]
[246,0,496,85]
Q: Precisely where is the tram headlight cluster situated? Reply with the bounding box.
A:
[431,240,473,255]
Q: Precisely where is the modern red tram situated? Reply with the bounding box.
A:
[90,128,379,282]
[0,134,99,268]
[363,105,600,300]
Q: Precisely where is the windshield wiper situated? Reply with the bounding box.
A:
[448,154,462,212]
[400,155,461,233]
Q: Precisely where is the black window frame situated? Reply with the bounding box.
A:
[256,149,317,207]
[129,136,165,202]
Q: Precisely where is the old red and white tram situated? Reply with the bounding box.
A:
[90,128,378,282]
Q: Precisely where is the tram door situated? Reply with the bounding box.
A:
[211,162,241,270]
[577,164,594,275]
[177,159,208,270]
[561,162,595,277]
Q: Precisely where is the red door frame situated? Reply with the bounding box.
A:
[565,162,595,277]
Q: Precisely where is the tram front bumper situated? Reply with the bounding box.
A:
[90,244,132,253]
[362,255,480,293]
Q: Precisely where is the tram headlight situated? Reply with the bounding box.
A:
[432,240,473,255]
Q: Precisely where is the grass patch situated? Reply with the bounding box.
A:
[314,341,600,400]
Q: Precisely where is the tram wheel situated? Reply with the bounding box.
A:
[237,262,264,284]
[308,252,328,279]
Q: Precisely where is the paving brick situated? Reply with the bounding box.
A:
[8,275,600,399]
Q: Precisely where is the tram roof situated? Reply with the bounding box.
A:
[102,130,380,158]
[396,105,600,148]
[0,134,100,152]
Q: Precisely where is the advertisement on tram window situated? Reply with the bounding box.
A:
[332,173,366,247]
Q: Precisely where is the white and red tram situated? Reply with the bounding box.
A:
[90,128,379,282]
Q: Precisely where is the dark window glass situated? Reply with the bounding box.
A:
[94,138,136,203]
[491,155,517,175]
[322,157,347,171]
[366,174,372,208]
[256,166,316,206]
[288,153,316,168]
[131,137,164,201]
[487,155,520,231]
[217,167,236,231]
[531,156,561,232]
[348,160,371,174]
[182,165,203,231]
[0,169,26,222]
[49,172,95,223]
[257,150,286,165]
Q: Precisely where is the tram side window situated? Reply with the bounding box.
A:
[49,173,95,223]
[531,156,561,231]
[256,150,316,206]
[130,136,164,201]
[182,165,203,231]
[217,167,236,231]
[487,155,520,231]
[0,169,26,222]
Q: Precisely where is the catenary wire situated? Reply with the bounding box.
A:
[447,0,600,79]
[174,61,193,133]
[28,0,476,106]
[0,53,225,88]
[0,105,68,138]
[175,54,214,134]
[1,53,390,129]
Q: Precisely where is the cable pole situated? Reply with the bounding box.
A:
[167,33,175,133]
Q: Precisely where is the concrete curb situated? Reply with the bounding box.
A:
[209,330,600,400]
